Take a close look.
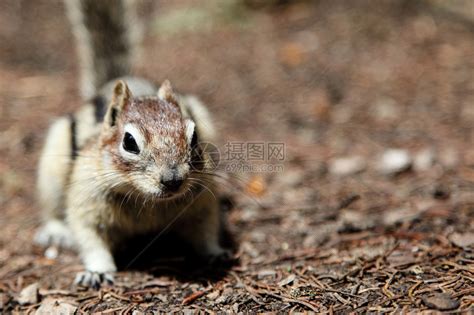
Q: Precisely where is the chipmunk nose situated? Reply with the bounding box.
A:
[161,178,184,192]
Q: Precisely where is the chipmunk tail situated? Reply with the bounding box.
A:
[64,0,143,100]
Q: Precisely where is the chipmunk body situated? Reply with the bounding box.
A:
[35,0,225,288]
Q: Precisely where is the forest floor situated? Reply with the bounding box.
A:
[1,0,474,313]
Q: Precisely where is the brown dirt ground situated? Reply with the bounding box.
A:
[1,0,474,313]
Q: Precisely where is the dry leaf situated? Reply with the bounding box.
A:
[278,274,296,287]
[246,175,266,196]
[17,283,39,305]
[280,42,305,67]
[35,298,77,315]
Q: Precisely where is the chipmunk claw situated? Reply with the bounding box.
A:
[75,271,114,289]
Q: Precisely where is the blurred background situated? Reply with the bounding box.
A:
[1,0,474,312]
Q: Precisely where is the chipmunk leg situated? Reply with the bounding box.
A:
[35,117,75,248]
[70,217,116,289]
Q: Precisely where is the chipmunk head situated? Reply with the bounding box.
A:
[100,80,200,198]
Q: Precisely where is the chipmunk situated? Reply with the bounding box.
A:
[34,0,227,288]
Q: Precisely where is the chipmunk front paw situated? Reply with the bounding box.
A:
[34,220,75,248]
[74,270,114,289]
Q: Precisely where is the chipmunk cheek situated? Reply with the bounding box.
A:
[130,174,163,195]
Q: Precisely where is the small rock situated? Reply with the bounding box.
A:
[422,293,460,311]
[413,149,435,171]
[449,232,474,249]
[44,246,58,260]
[329,156,366,176]
[377,149,412,175]
[18,283,39,305]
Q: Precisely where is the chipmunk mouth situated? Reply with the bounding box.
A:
[157,191,178,199]
[156,181,203,201]
[131,177,201,201]
[153,191,184,202]
[155,183,187,200]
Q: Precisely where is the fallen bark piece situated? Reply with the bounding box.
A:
[422,293,460,311]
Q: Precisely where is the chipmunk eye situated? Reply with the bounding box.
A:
[122,132,140,154]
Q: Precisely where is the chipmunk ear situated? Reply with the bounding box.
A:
[105,80,132,127]
[158,80,179,106]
